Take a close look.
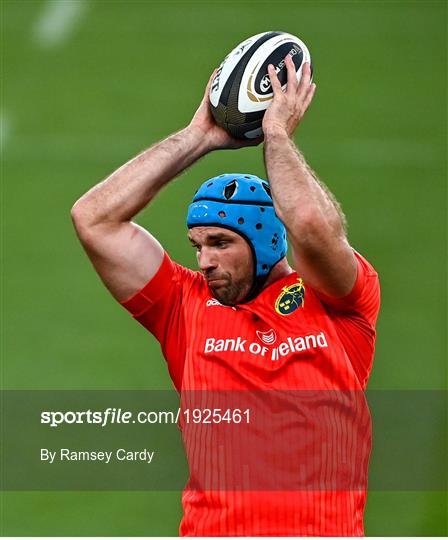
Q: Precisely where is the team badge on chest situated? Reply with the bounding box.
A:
[275,278,305,315]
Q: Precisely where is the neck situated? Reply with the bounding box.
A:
[237,258,294,305]
[263,258,294,289]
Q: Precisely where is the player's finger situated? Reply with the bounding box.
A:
[285,54,297,94]
[297,62,312,99]
[205,68,218,95]
[268,64,282,95]
[199,69,218,106]
[302,83,317,111]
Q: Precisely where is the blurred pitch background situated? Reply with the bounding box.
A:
[2,0,446,535]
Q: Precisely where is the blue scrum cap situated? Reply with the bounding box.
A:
[186,173,287,279]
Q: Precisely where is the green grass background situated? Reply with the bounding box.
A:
[2,0,446,535]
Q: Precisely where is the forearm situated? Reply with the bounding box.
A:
[72,125,208,227]
[263,129,345,247]
[261,58,356,295]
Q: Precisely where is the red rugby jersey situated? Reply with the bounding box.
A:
[121,250,380,536]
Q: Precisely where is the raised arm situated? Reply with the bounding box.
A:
[262,57,357,298]
[71,72,258,301]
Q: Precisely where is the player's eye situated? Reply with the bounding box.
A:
[216,241,228,248]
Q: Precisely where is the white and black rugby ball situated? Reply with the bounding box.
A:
[210,31,312,139]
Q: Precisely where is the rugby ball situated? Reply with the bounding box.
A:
[209,31,312,139]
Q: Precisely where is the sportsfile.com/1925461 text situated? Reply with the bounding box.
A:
[40,407,251,428]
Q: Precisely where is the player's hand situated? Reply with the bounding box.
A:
[262,57,316,138]
[188,70,262,151]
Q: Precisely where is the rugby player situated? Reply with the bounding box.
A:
[72,57,380,535]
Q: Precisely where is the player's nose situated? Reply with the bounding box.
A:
[198,248,218,272]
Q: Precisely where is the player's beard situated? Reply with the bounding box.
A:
[207,273,251,306]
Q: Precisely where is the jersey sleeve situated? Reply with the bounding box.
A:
[120,252,199,391]
[314,250,380,326]
[313,251,381,388]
